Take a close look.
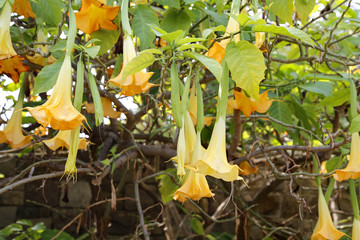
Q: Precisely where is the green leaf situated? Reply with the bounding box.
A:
[190,217,205,235]
[16,219,32,227]
[154,0,180,9]
[299,81,332,97]
[295,0,315,23]
[30,222,46,231]
[0,0,6,8]
[155,168,179,204]
[170,62,183,127]
[269,0,293,24]
[237,14,266,27]
[184,0,199,4]
[91,29,121,55]
[184,52,222,81]
[350,115,360,134]
[39,0,62,27]
[41,229,74,240]
[88,72,104,126]
[289,96,312,130]
[33,57,64,94]
[253,24,315,46]
[269,101,292,133]
[225,41,266,100]
[326,156,343,173]
[141,48,163,55]
[216,0,228,14]
[74,55,84,111]
[160,8,193,33]
[50,40,66,59]
[178,43,208,51]
[132,5,159,50]
[84,46,100,58]
[176,37,206,45]
[100,159,111,166]
[120,52,155,82]
[202,25,226,39]
[320,88,349,107]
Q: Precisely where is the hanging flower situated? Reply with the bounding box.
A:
[254,32,267,53]
[0,91,31,149]
[12,0,35,18]
[239,161,258,176]
[188,87,215,127]
[227,90,274,117]
[311,186,347,240]
[63,126,82,179]
[43,130,88,151]
[26,54,86,130]
[353,218,360,240]
[334,132,360,182]
[108,34,155,96]
[207,16,240,65]
[84,97,121,119]
[174,111,197,176]
[174,133,214,203]
[0,1,29,83]
[194,116,242,182]
[75,0,120,34]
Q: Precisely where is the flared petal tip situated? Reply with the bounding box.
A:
[333,170,360,182]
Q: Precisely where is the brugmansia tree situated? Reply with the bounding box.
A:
[1,0,360,239]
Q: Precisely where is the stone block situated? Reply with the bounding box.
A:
[0,206,17,227]
[24,179,60,206]
[59,181,92,208]
[0,188,24,205]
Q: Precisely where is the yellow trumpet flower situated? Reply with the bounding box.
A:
[227,90,274,117]
[207,16,240,65]
[108,34,155,96]
[0,1,29,83]
[334,132,360,182]
[75,0,120,34]
[353,218,360,240]
[26,54,86,130]
[43,130,88,151]
[174,133,214,203]
[311,186,346,240]
[194,116,241,182]
[175,111,197,176]
[0,91,31,149]
[26,30,56,67]
[84,97,121,119]
[12,0,35,18]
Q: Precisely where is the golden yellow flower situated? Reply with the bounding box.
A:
[174,132,214,203]
[12,0,35,18]
[173,170,214,203]
[0,1,28,83]
[175,111,197,176]
[84,97,121,119]
[26,54,86,130]
[43,130,88,151]
[334,132,360,182]
[207,16,240,65]
[75,0,120,34]
[353,218,360,240]
[194,116,241,182]
[239,161,258,176]
[108,34,155,96]
[311,186,347,240]
[227,90,274,117]
[0,95,31,149]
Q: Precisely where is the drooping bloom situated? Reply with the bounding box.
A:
[0,88,31,149]
[175,111,197,176]
[207,16,240,65]
[334,132,360,181]
[26,54,86,130]
[353,218,360,240]
[174,132,214,203]
[108,34,155,96]
[188,87,215,127]
[75,0,120,34]
[63,126,82,180]
[311,186,347,240]
[12,0,35,18]
[0,1,29,83]
[84,97,121,119]
[43,130,88,151]
[239,161,258,176]
[194,116,241,182]
[254,32,267,53]
[227,90,274,117]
